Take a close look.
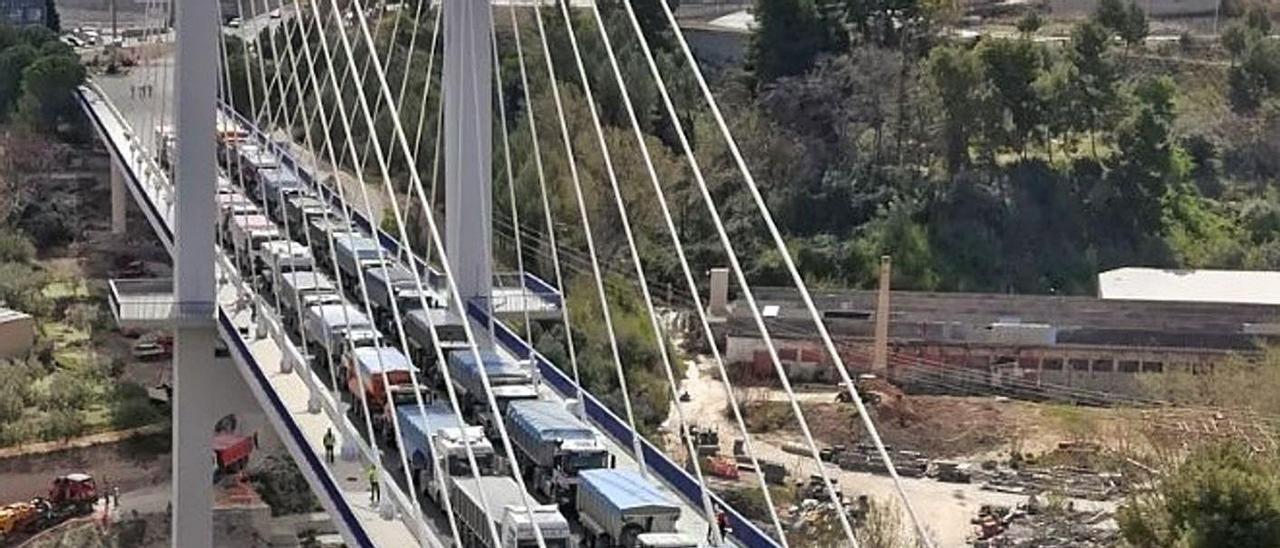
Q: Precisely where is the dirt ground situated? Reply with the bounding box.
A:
[0,433,170,504]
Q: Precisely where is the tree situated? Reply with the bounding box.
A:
[748,0,843,84]
[1222,24,1251,63]
[925,45,985,174]
[1106,77,1179,233]
[977,38,1044,156]
[1118,2,1149,53]
[1227,39,1280,112]
[0,44,37,119]
[1245,3,1272,35]
[1068,21,1119,158]
[1094,0,1129,33]
[1118,444,1280,548]
[44,0,60,32]
[1016,11,1044,36]
[838,0,932,49]
[15,54,86,133]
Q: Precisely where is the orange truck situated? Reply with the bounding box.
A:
[343,346,416,423]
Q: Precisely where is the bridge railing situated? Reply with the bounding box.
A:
[466,300,782,548]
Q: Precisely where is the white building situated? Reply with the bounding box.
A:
[1097,267,1280,306]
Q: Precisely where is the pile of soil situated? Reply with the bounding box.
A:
[806,394,1019,458]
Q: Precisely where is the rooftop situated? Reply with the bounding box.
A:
[1098,268,1280,306]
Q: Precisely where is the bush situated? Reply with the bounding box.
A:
[0,228,35,262]
[41,407,84,442]
[249,454,323,516]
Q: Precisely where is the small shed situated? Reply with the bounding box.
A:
[0,308,34,359]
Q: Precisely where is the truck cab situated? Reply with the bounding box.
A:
[259,169,306,221]
[502,506,573,548]
[228,214,281,276]
[365,263,431,332]
[284,195,332,233]
[277,271,341,328]
[505,400,611,504]
[404,308,467,373]
[333,234,385,289]
[397,404,496,504]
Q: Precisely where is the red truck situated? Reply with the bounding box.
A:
[212,433,255,481]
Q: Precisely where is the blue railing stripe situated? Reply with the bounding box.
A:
[466,300,781,548]
[218,312,376,548]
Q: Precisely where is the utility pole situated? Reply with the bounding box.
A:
[172,0,219,545]
[872,255,891,371]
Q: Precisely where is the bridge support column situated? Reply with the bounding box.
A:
[172,0,218,545]
[111,160,126,234]
[444,0,493,305]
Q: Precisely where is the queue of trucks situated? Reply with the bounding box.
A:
[212,121,701,548]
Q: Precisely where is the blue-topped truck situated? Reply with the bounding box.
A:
[394,403,496,504]
[449,476,573,548]
[446,351,540,435]
[576,469,701,548]
[505,400,612,506]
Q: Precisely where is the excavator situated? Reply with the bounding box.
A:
[0,474,99,541]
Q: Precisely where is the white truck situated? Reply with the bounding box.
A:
[505,399,611,505]
[403,308,469,373]
[283,195,331,235]
[260,241,314,295]
[276,271,341,330]
[576,469,700,548]
[365,263,430,332]
[301,303,381,369]
[396,404,495,504]
[227,214,280,276]
[449,476,573,548]
[332,234,385,292]
[307,216,358,271]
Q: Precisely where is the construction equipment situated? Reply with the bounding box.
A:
[703,456,740,480]
[0,474,99,540]
[213,433,255,481]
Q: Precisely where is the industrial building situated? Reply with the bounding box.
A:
[0,0,46,27]
[711,282,1280,396]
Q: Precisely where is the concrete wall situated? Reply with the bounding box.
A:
[0,313,35,360]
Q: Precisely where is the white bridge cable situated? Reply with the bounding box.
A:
[487,26,532,351]
[261,3,478,544]
[288,0,545,545]
[600,0,864,543]
[575,2,793,542]
[319,0,558,544]
[269,6,465,542]
[526,0,649,475]
[224,1,428,538]
[498,2,585,405]
[320,0,547,542]
[535,1,728,541]
[648,0,934,543]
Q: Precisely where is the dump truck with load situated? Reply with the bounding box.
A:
[404,308,467,370]
[448,351,539,431]
[284,195,331,235]
[576,469,699,548]
[234,144,279,191]
[365,264,430,332]
[260,241,314,294]
[212,432,255,481]
[449,476,572,548]
[396,403,496,504]
[258,169,306,221]
[332,234,385,292]
[228,214,280,275]
[277,271,341,329]
[341,346,416,425]
[505,399,611,504]
[0,474,98,540]
[307,216,357,270]
[302,303,381,368]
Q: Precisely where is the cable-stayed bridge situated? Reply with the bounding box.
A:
[76,1,931,547]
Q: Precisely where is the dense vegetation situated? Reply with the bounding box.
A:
[0,25,155,447]
[1118,443,1280,547]
[0,24,85,134]
[231,1,1280,430]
